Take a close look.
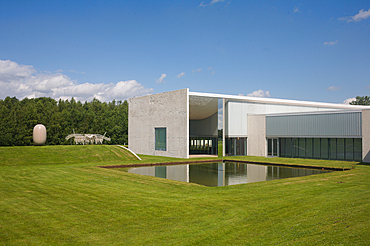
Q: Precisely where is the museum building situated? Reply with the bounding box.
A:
[128,89,370,162]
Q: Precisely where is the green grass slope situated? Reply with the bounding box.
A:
[0,145,138,166]
[0,145,369,245]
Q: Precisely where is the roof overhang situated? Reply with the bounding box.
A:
[189,95,218,120]
[189,91,370,110]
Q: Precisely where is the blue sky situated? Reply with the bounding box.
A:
[1,0,369,104]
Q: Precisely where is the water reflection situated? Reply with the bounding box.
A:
[127,162,331,187]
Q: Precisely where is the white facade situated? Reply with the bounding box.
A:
[129,89,370,162]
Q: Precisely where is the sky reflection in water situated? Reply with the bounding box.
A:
[127,162,331,187]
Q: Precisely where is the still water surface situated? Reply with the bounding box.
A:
[127,162,331,187]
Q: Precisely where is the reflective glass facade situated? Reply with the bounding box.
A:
[189,137,218,155]
[279,138,362,162]
[225,137,247,156]
[267,138,278,156]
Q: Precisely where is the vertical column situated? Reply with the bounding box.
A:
[186,88,189,158]
[222,98,226,157]
[247,115,266,157]
[362,110,370,163]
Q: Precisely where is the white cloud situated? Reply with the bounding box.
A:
[340,9,370,22]
[207,67,215,74]
[0,60,36,83]
[69,69,85,74]
[176,72,185,78]
[101,80,153,102]
[294,6,299,13]
[192,68,202,73]
[199,1,207,7]
[31,73,74,93]
[210,0,225,5]
[343,97,356,104]
[246,89,271,98]
[199,0,227,7]
[324,40,338,46]
[156,73,167,83]
[0,59,153,102]
[327,86,341,91]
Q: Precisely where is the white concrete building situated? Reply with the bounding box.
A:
[129,89,370,162]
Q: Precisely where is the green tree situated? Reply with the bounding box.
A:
[0,96,129,146]
[350,96,370,105]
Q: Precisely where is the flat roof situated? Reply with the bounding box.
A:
[189,91,370,110]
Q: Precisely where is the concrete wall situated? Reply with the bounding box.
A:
[128,89,189,158]
[362,110,370,163]
[247,115,266,157]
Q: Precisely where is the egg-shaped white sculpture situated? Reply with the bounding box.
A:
[33,124,47,145]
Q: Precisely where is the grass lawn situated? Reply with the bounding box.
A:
[0,145,369,245]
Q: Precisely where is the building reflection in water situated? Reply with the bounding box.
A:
[128,162,330,187]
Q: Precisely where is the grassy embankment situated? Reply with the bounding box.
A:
[1,145,369,245]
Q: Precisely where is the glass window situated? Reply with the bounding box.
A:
[354,138,362,162]
[225,138,231,156]
[229,138,232,155]
[345,138,354,161]
[279,138,284,157]
[299,138,305,158]
[321,138,328,159]
[337,138,345,160]
[244,138,248,156]
[306,138,313,158]
[313,138,320,159]
[236,138,241,156]
[329,138,336,160]
[225,137,247,156]
[190,137,218,155]
[268,139,272,156]
[273,139,278,156]
[239,138,244,156]
[232,138,236,156]
[292,138,299,158]
[272,137,362,162]
[286,138,292,157]
[155,128,166,151]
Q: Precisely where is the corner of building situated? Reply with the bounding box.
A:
[362,109,370,163]
[128,89,189,159]
[247,114,266,157]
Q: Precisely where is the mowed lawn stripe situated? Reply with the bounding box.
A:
[0,145,369,245]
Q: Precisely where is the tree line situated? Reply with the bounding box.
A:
[0,96,128,146]
[350,96,370,106]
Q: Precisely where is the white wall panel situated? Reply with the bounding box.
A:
[226,101,345,137]
[226,101,248,137]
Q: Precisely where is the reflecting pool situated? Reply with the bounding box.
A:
[127,162,331,187]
